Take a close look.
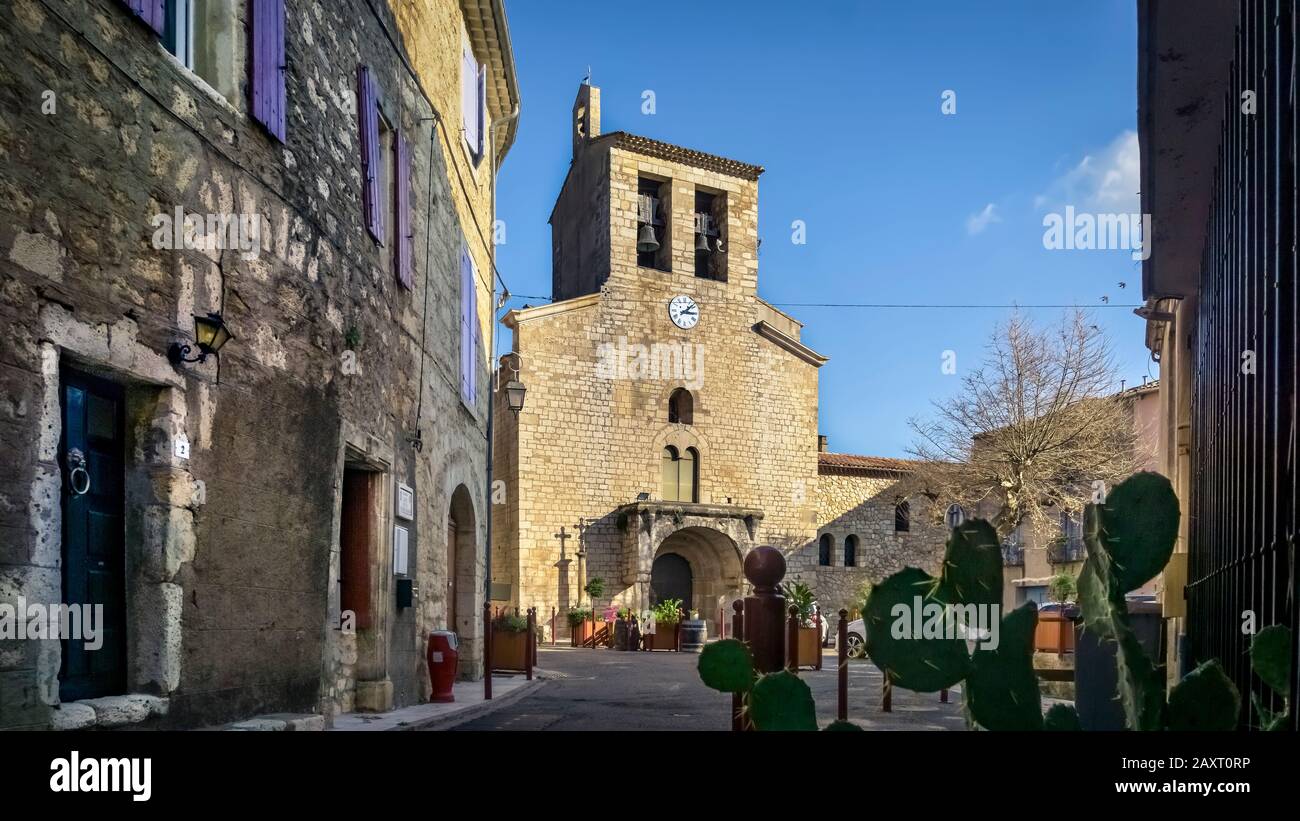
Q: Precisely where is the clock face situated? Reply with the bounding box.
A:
[668,295,699,329]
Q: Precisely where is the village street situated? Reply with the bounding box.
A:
[447,646,967,731]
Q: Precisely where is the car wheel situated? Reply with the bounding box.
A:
[845,632,865,659]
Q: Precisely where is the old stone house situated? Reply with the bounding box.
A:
[490,84,945,639]
[0,0,518,730]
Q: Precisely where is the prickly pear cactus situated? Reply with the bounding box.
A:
[1249,625,1292,730]
[967,602,1043,731]
[748,670,817,731]
[862,567,969,691]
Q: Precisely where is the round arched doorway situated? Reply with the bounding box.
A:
[650,553,692,613]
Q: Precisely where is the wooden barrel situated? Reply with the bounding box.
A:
[680,619,707,653]
[612,618,630,651]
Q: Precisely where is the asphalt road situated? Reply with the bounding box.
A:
[447,645,967,731]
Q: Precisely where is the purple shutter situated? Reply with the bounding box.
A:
[250,0,287,142]
[121,0,165,35]
[460,249,476,404]
[477,65,488,161]
[394,131,413,289]
[357,66,383,243]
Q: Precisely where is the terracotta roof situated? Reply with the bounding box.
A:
[595,132,764,181]
[817,453,920,475]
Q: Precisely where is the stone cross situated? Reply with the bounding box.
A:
[554,526,571,560]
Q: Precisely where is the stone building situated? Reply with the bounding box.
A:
[0,0,518,730]
[490,83,944,638]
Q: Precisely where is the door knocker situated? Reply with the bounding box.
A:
[66,448,90,496]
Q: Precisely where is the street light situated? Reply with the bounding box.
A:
[504,379,526,415]
[168,312,234,366]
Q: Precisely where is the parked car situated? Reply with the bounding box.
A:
[840,615,993,659]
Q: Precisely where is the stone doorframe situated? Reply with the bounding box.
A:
[30,306,196,729]
[617,501,763,616]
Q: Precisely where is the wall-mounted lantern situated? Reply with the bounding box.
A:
[168,312,234,366]
[497,351,526,416]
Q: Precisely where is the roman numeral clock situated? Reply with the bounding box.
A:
[669,295,699,329]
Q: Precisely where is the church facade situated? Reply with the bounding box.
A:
[490,84,945,638]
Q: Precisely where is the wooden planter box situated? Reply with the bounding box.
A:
[797,626,821,667]
[1034,612,1075,653]
[491,629,529,671]
[648,623,679,651]
[571,619,607,646]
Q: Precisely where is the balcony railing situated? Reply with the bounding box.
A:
[1047,538,1086,565]
[1001,543,1025,567]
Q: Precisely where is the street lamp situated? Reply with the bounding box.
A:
[504,379,526,415]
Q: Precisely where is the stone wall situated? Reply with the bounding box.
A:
[809,469,946,618]
[0,0,502,729]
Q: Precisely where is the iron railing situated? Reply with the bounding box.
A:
[1046,538,1086,565]
[1001,544,1025,567]
[1186,0,1297,730]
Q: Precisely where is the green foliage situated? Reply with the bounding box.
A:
[1047,572,1077,604]
[1043,703,1082,731]
[863,567,969,692]
[1249,625,1292,730]
[565,608,592,628]
[1096,471,1180,592]
[697,640,756,694]
[936,520,1003,608]
[652,598,684,624]
[344,325,361,349]
[1166,661,1240,731]
[748,671,817,731]
[616,606,633,620]
[493,612,529,633]
[823,720,864,732]
[781,580,817,625]
[584,577,605,600]
[967,603,1043,731]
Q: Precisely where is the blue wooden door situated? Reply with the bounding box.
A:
[59,369,127,701]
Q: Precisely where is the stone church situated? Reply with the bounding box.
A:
[490,84,945,639]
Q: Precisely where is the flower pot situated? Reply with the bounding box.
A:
[1034,611,1075,653]
[613,618,630,650]
[797,626,821,667]
[571,619,606,646]
[491,629,529,671]
[649,622,679,650]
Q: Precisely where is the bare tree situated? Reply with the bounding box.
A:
[907,310,1143,540]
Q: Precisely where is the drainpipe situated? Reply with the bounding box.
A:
[482,103,520,666]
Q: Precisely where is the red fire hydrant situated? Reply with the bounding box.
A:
[427,630,459,703]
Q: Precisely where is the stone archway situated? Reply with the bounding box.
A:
[648,526,744,638]
[447,484,478,679]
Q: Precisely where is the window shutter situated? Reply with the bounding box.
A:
[462,42,481,160]
[122,0,165,35]
[460,248,474,405]
[394,131,413,289]
[477,64,488,161]
[357,66,383,243]
[250,0,287,142]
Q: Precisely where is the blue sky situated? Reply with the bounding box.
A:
[493,0,1151,458]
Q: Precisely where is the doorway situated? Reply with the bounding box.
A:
[339,468,376,630]
[446,515,458,631]
[59,368,127,701]
[650,552,692,614]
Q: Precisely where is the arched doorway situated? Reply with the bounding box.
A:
[650,553,692,612]
[447,485,477,677]
[649,526,743,637]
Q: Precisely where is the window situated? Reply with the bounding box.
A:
[693,189,727,281]
[668,388,693,425]
[818,533,832,566]
[462,37,486,165]
[844,534,858,567]
[460,246,478,407]
[894,500,910,532]
[660,446,698,502]
[163,0,195,70]
[159,1,250,108]
[637,177,671,271]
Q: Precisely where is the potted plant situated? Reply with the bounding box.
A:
[491,611,531,671]
[782,580,821,667]
[647,598,683,650]
[567,607,593,646]
[1037,573,1077,653]
[613,605,634,650]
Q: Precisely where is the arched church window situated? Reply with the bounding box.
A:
[844,534,859,567]
[895,500,911,532]
[818,533,832,566]
[668,388,694,424]
[660,446,699,503]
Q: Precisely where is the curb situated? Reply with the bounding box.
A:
[392,675,549,731]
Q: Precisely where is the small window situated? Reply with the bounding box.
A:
[668,388,693,425]
[894,501,910,532]
[660,446,698,503]
[844,535,858,567]
[462,38,486,165]
[818,533,832,566]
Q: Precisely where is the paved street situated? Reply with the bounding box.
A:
[448,646,966,731]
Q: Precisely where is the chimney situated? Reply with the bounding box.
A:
[572,83,600,158]
[817,434,828,453]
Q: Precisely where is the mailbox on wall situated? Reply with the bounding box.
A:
[396,578,418,609]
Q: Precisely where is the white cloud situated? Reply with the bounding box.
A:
[966,203,1000,235]
[1038,130,1140,213]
